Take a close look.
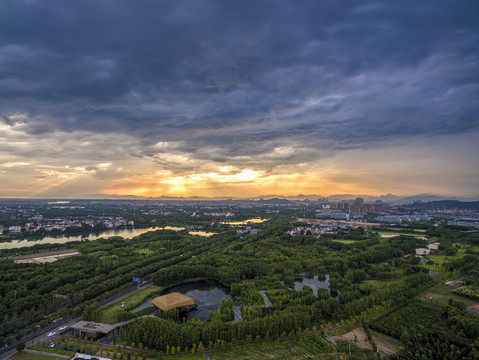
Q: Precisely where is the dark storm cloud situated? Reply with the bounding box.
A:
[1,0,478,166]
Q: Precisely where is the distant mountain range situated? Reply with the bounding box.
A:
[80,192,479,205]
[254,193,479,204]
[401,200,479,211]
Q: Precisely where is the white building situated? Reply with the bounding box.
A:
[448,218,479,229]
[416,248,430,256]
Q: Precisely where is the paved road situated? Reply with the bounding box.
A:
[1,282,153,360]
[0,316,81,360]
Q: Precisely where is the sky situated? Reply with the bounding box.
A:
[1,0,478,199]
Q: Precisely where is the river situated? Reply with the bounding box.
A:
[0,226,193,250]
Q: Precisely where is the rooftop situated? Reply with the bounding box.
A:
[467,304,479,316]
[151,292,195,312]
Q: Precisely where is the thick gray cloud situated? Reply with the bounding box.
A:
[0,0,478,169]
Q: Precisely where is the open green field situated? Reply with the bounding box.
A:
[209,342,320,360]
[100,284,163,323]
[420,262,443,272]
[424,283,476,307]
[9,352,63,360]
[331,239,357,244]
[429,249,468,265]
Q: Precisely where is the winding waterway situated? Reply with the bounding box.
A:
[0,226,215,250]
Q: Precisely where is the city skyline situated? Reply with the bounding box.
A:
[1,1,478,199]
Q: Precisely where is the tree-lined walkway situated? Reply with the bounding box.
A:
[232,306,243,323]
[232,290,273,323]
[259,290,272,307]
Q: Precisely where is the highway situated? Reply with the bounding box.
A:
[1,281,153,360]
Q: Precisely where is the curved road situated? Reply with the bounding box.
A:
[1,282,153,360]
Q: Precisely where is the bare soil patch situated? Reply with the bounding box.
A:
[333,327,403,358]
[10,248,81,263]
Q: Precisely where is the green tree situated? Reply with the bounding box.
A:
[400,330,410,344]
[16,342,25,352]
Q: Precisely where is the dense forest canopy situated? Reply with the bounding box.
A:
[0,211,478,358]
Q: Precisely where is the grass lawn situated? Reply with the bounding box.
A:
[331,239,357,244]
[9,352,64,360]
[420,263,443,272]
[429,249,468,265]
[424,283,476,307]
[100,284,163,323]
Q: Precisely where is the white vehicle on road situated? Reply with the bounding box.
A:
[58,326,68,331]
[47,331,56,337]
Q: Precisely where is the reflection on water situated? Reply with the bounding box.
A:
[160,226,185,231]
[294,275,338,299]
[221,218,268,226]
[294,275,330,295]
[189,231,216,237]
[1,226,218,250]
[162,280,230,321]
[0,227,164,250]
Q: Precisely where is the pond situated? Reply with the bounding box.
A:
[161,280,230,321]
[294,275,338,299]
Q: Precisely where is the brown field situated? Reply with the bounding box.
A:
[10,249,81,264]
[333,327,403,358]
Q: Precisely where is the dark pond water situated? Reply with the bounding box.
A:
[294,275,330,295]
[162,280,230,321]
[294,275,338,299]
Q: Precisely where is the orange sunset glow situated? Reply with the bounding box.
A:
[0,1,477,200]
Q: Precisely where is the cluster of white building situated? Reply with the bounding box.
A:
[376,214,431,223]
[6,217,132,234]
[142,210,173,215]
[415,242,440,256]
[286,225,352,237]
[447,218,479,229]
[203,212,235,217]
